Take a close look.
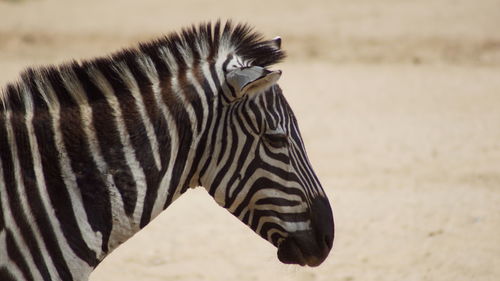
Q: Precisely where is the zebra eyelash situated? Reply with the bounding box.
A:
[262,132,289,148]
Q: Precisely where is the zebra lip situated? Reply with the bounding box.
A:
[277,234,326,267]
[277,237,307,266]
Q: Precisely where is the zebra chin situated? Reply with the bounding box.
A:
[277,196,334,267]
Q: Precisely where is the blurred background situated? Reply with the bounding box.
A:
[1,0,499,280]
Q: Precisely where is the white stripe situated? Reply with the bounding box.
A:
[0,230,24,280]
[0,173,34,281]
[215,49,238,100]
[184,66,211,187]
[168,44,213,189]
[59,70,135,252]
[114,60,162,170]
[135,56,180,218]
[86,66,148,228]
[159,47,199,136]
[158,47,198,200]
[186,69,210,132]
[195,33,210,60]
[22,85,93,280]
[0,230,6,267]
[208,107,234,207]
[266,228,288,244]
[289,142,321,198]
[224,121,258,200]
[4,110,55,280]
[165,46,212,197]
[200,61,219,101]
[35,76,104,255]
[227,169,303,215]
[255,216,311,238]
[193,61,220,177]
[0,164,37,280]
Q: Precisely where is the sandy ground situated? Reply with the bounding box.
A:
[1,0,500,280]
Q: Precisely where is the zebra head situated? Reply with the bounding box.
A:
[199,36,334,267]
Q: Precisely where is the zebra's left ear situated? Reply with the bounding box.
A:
[227,66,281,99]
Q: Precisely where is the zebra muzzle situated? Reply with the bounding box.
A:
[277,196,334,267]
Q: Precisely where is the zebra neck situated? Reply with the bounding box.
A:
[0,43,222,276]
[98,53,220,255]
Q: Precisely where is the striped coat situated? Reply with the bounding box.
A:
[0,21,334,281]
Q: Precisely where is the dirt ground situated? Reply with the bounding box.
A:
[1,0,499,280]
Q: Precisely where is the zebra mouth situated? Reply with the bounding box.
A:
[276,231,329,267]
[276,197,335,267]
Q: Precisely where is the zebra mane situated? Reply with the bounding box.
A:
[0,21,286,112]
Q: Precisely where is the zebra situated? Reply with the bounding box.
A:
[0,21,334,281]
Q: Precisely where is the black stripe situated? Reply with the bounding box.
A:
[289,133,322,197]
[172,44,204,134]
[144,50,195,211]
[248,101,264,133]
[0,113,52,281]
[241,211,250,225]
[261,139,290,164]
[133,54,175,226]
[46,69,113,254]
[232,174,304,218]
[221,54,237,100]
[0,266,16,281]
[274,89,290,130]
[211,21,221,61]
[184,84,204,133]
[240,100,258,133]
[197,64,224,181]
[29,78,99,266]
[162,99,193,208]
[167,33,187,70]
[263,90,281,127]
[180,73,215,194]
[110,62,159,213]
[222,105,255,203]
[216,106,230,164]
[270,232,285,247]
[289,147,316,199]
[91,61,140,218]
[182,27,201,63]
[3,85,23,112]
[253,209,309,225]
[0,192,4,231]
[12,104,73,280]
[209,109,239,201]
[5,230,34,281]
[158,70,194,209]
[80,64,142,221]
[259,222,287,245]
[124,57,171,227]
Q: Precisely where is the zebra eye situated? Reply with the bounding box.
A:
[263,132,288,148]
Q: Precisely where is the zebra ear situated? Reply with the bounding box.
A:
[270,36,282,49]
[227,66,281,99]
